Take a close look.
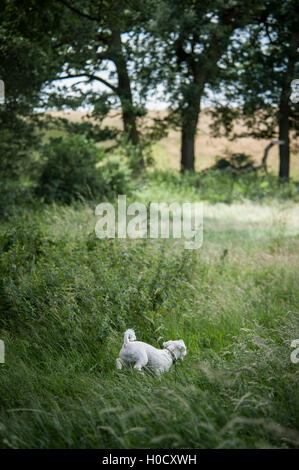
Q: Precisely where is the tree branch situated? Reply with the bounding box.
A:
[53,73,117,92]
[56,0,98,22]
[224,140,285,174]
[261,140,284,172]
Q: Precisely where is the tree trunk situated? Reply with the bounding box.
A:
[110,29,139,146]
[278,99,290,180]
[180,95,201,172]
[181,128,196,171]
[278,28,299,180]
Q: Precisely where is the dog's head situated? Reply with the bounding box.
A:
[163,339,187,361]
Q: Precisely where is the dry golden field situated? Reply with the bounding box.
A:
[49,109,299,179]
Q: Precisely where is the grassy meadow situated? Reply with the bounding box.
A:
[0,114,299,449]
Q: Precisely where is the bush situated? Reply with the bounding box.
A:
[98,155,133,195]
[35,136,132,203]
[118,134,153,172]
[0,180,35,219]
[214,152,254,170]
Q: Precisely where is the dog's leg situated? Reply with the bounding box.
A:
[116,358,124,370]
[134,354,148,372]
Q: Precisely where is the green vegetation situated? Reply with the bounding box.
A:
[1,1,298,176]
[0,172,298,449]
[35,135,132,203]
[0,0,298,451]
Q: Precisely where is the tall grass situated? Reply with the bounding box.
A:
[0,173,298,448]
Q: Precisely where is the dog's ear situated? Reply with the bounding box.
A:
[178,339,187,354]
[163,340,175,352]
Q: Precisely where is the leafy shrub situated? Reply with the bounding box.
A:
[119,134,153,172]
[214,152,254,170]
[0,180,34,218]
[98,155,133,195]
[35,135,132,203]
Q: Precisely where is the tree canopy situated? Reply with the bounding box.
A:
[0,0,298,178]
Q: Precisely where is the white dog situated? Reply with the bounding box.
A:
[116,329,187,374]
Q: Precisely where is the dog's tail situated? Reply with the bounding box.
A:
[124,329,136,345]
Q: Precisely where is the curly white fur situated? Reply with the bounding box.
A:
[116,329,187,374]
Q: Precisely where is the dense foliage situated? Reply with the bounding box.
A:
[35,135,132,203]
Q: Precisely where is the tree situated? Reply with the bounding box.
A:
[0,0,64,177]
[45,0,145,145]
[211,0,299,180]
[139,0,261,171]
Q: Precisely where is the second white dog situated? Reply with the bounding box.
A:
[116,329,187,374]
